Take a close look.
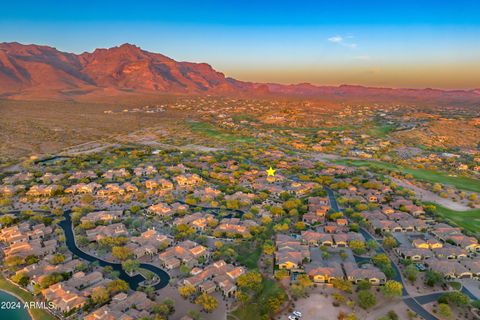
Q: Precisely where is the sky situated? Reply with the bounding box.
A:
[1,0,480,89]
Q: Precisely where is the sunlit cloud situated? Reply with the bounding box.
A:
[328,36,343,43]
[328,35,357,48]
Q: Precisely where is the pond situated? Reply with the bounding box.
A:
[0,290,31,320]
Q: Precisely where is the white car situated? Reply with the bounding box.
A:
[288,316,298,320]
[293,311,302,317]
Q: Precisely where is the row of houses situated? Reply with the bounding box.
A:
[301,230,365,247]
[304,262,386,285]
[85,291,156,320]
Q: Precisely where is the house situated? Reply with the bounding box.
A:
[0,185,23,196]
[371,220,402,233]
[131,229,171,248]
[41,283,86,313]
[275,235,310,270]
[174,174,203,187]
[96,184,126,197]
[85,223,128,242]
[425,258,472,279]
[147,203,173,217]
[26,184,61,197]
[173,212,216,231]
[333,234,348,247]
[85,306,134,320]
[69,171,97,181]
[102,168,130,180]
[65,182,100,194]
[215,218,257,237]
[199,280,216,293]
[343,262,386,285]
[396,246,432,261]
[66,271,103,290]
[305,263,343,283]
[122,182,138,193]
[463,260,480,278]
[446,235,480,252]
[134,165,158,177]
[145,178,173,190]
[80,211,122,224]
[159,241,208,268]
[433,246,468,260]
[183,260,244,297]
[301,231,332,247]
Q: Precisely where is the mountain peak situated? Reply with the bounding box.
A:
[0,42,479,103]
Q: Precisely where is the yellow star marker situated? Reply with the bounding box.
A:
[266,166,276,177]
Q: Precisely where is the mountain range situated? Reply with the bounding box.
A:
[1,42,479,103]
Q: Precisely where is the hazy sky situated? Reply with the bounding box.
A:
[1,0,480,89]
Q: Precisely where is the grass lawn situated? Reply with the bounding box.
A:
[367,122,396,138]
[425,202,480,236]
[231,279,284,320]
[334,159,480,193]
[449,281,462,290]
[234,241,262,270]
[0,275,57,320]
[187,121,255,143]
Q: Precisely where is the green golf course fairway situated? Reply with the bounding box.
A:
[334,159,480,193]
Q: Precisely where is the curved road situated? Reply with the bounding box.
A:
[325,187,441,320]
[59,210,170,290]
[5,209,170,291]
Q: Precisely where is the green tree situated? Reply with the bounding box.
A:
[262,241,275,255]
[178,285,196,299]
[349,240,367,255]
[358,290,376,309]
[381,280,403,298]
[111,246,132,261]
[383,237,397,249]
[195,293,218,312]
[404,264,418,282]
[296,274,313,289]
[366,239,379,251]
[438,303,452,318]
[439,291,469,307]
[237,271,263,293]
[331,278,352,293]
[357,280,371,291]
[121,259,140,274]
[11,272,29,287]
[425,270,444,287]
[294,221,306,231]
[50,254,66,265]
[372,253,390,269]
[91,287,109,305]
[107,279,129,295]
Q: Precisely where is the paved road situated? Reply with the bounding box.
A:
[325,187,440,320]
